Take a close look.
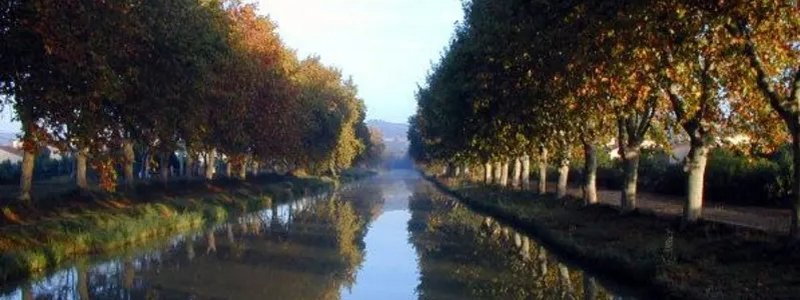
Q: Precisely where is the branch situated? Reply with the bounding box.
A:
[616,116,626,156]
[792,66,800,113]
[665,83,687,122]
[637,97,656,139]
[741,30,792,119]
[626,115,638,141]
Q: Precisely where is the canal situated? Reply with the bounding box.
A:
[0,170,637,299]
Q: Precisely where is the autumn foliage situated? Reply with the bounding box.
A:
[409,0,800,238]
[0,1,376,198]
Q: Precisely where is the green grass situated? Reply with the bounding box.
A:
[0,173,338,286]
[429,176,800,299]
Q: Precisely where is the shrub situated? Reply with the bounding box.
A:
[704,148,789,207]
[586,147,792,207]
[0,160,21,184]
[0,150,75,184]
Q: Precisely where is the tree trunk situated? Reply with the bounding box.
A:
[159,152,170,184]
[330,163,338,177]
[76,148,88,190]
[582,143,598,205]
[500,161,509,187]
[123,140,135,187]
[186,236,195,261]
[538,246,548,276]
[207,230,217,254]
[791,129,800,239]
[21,284,33,300]
[521,155,531,190]
[185,152,195,178]
[19,149,35,202]
[177,155,185,178]
[558,263,574,296]
[512,157,522,188]
[683,141,709,223]
[484,162,493,184]
[78,265,89,300]
[493,161,502,185]
[538,147,548,195]
[621,145,640,212]
[238,156,248,180]
[140,150,150,179]
[583,276,598,300]
[557,158,569,199]
[520,236,531,260]
[123,259,135,291]
[251,161,260,176]
[225,161,233,178]
[454,166,461,177]
[205,148,216,180]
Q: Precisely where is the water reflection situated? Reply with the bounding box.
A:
[407,182,636,300]
[1,171,637,300]
[1,185,383,300]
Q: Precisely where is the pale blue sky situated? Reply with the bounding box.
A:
[0,109,16,133]
[257,0,463,124]
[0,1,462,133]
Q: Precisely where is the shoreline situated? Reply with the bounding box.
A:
[0,173,347,287]
[423,173,800,299]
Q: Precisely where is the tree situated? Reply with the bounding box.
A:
[723,0,800,238]
[1,0,64,201]
[293,57,367,175]
[653,2,735,223]
[1,0,372,200]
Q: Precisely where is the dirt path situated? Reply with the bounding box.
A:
[537,181,792,233]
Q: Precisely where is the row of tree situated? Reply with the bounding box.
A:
[0,0,380,201]
[408,0,800,238]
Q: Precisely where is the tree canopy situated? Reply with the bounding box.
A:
[0,0,378,198]
[409,0,800,238]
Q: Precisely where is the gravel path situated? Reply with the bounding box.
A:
[535,181,792,233]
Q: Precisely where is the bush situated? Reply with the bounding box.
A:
[0,149,75,184]
[704,148,790,207]
[585,147,791,208]
[637,149,684,196]
[0,160,21,184]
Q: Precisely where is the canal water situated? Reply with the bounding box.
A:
[0,170,637,299]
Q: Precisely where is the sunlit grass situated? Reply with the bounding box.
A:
[0,174,337,285]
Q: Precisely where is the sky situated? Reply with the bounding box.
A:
[257,0,463,124]
[0,109,17,133]
[0,1,462,133]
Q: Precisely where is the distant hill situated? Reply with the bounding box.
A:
[366,120,409,158]
[367,120,408,141]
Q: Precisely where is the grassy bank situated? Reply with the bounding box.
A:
[426,175,800,299]
[0,173,341,286]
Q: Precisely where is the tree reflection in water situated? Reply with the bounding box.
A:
[1,186,384,300]
[408,182,635,300]
[0,176,635,300]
